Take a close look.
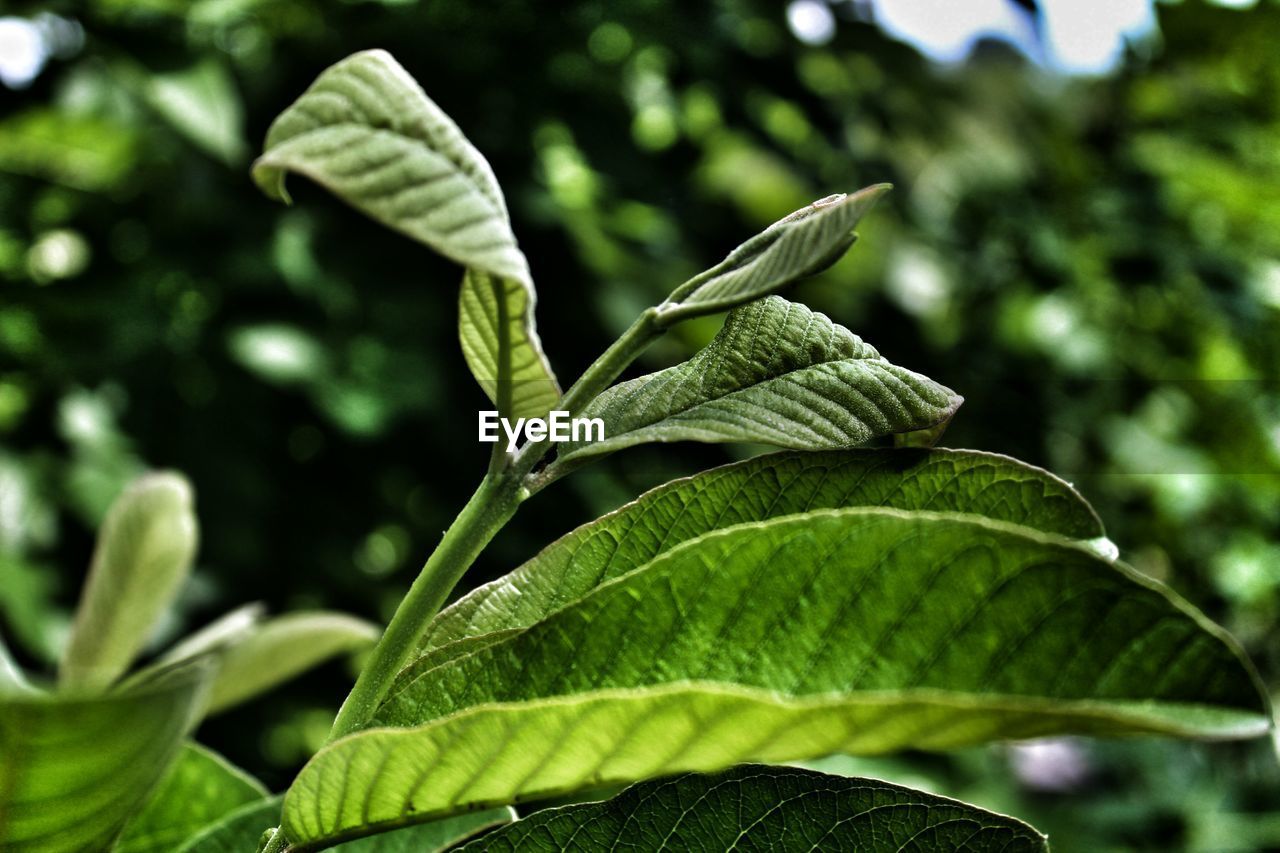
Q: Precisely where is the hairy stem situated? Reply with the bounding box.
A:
[327,472,523,741]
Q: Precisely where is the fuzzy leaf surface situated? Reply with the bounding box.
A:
[0,664,210,852]
[116,742,266,853]
[460,765,1046,852]
[253,49,557,418]
[420,448,1105,654]
[657,186,891,324]
[554,297,960,466]
[281,510,1267,848]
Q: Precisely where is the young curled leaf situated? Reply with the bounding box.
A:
[552,295,961,470]
[656,184,891,326]
[253,49,558,420]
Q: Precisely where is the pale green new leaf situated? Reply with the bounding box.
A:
[179,795,512,853]
[656,185,891,326]
[145,59,247,165]
[282,510,1267,848]
[460,765,1046,852]
[253,50,558,419]
[60,472,199,690]
[420,448,1105,654]
[201,612,380,715]
[553,296,960,467]
[0,663,211,852]
[460,270,560,420]
[116,742,267,853]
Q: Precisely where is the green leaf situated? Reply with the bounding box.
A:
[60,472,199,690]
[253,50,558,419]
[0,662,212,852]
[116,742,267,853]
[656,186,891,326]
[553,296,960,468]
[420,448,1106,654]
[460,270,561,421]
[178,795,512,853]
[459,765,1046,852]
[201,612,380,715]
[0,635,34,697]
[282,510,1266,848]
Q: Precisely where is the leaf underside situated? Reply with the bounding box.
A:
[460,270,560,420]
[253,49,558,419]
[281,509,1267,848]
[0,664,210,852]
[554,296,961,468]
[420,447,1105,654]
[459,764,1047,852]
[658,184,891,324]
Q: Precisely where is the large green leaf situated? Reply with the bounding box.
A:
[280,510,1267,848]
[0,663,211,852]
[420,448,1105,654]
[460,765,1046,852]
[553,296,960,468]
[253,49,558,419]
[180,795,512,853]
[60,472,199,690]
[656,185,891,326]
[116,742,266,853]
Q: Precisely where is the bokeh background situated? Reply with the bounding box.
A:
[2,0,1278,849]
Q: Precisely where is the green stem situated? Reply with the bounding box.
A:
[511,309,664,482]
[327,471,523,741]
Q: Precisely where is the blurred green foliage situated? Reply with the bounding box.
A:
[0,0,1277,848]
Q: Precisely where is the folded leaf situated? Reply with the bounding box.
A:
[60,472,199,690]
[283,510,1267,847]
[553,296,960,468]
[657,185,891,325]
[460,270,560,420]
[459,764,1046,852]
[156,603,266,668]
[116,742,266,853]
[0,662,211,852]
[420,448,1105,653]
[202,612,380,715]
[253,50,558,419]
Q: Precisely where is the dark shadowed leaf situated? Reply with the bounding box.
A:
[460,765,1046,852]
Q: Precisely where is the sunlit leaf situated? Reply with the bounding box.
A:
[116,742,266,853]
[656,186,891,326]
[553,296,960,468]
[60,472,199,690]
[281,510,1267,847]
[0,662,211,851]
[420,448,1106,653]
[253,50,558,419]
[460,765,1046,852]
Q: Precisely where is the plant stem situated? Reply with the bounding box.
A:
[512,309,664,481]
[326,471,523,741]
